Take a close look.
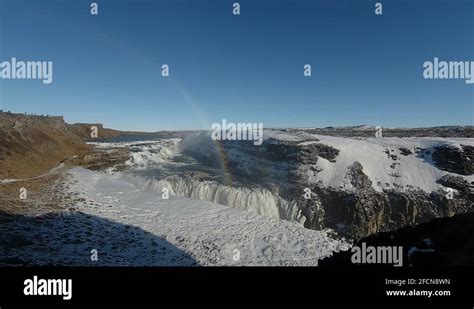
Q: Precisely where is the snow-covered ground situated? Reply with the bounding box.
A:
[266,130,474,193]
[63,130,472,266]
[67,167,350,266]
[121,172,305,223]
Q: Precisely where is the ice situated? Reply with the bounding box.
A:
[68,167,350,266]
[121,173,305,223]
[298,134,474,193]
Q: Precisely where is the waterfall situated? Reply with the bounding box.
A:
[121,173,305,224]
[125,139,181,167]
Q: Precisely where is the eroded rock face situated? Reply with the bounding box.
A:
[272,151,472,240]
[299,143,339,163]
[297,126,474,138]
[298,172,474,240]
[320,212,474,268]
[214,138,340,164]
[83,148,130,171]
[182,137,341,189]
[182,133,474,240]
[436,174,473,196]
[300,162,385,239]
[399,147,413,156]
[432,145,473,175]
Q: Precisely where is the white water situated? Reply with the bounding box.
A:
[88,139,181,168]
[90,137,305,224]
[127,139,180,167]
[121,173,305,224]
[67,167,350,266]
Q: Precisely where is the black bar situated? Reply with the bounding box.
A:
[0,267,472,306]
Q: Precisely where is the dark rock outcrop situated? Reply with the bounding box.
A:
[295,161,473,240]
[296,126,474,138]
[432,145,473,175]
[320,212,474,268]
[436,174,473,197]
[182,131,474,240]
[399,147,412,156]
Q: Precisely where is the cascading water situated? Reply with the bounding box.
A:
[126,139,181,167]
[121,172,305,223]
[95,135,306,224]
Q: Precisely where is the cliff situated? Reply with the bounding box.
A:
[0,111,126,179]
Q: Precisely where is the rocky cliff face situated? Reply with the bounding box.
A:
[0,112,90,179]
[182,129,474,240]
[295,145,472,239]
[297,125,474,138]
[432,144,473,175]
[319,212,474,267]
[301,168,473,239]
[0,113,65,130]
[0,112,129,179]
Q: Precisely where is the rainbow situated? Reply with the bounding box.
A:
[172,80,234,186]
[211,139,233,186]
[82,31,235,185]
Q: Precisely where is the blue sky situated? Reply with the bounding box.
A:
[0,0,473,131]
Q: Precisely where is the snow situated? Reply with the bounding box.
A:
[121,173,305,223]
[126,140,179,167]
[67,167,350,266]
[89,139,180,168]
[71,130,473,265]
[182,129,473,193]
[92,135,304,223]
[296,134,474,193]
[87,140,179,148]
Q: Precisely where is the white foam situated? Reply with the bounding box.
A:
[68,167,349,266]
